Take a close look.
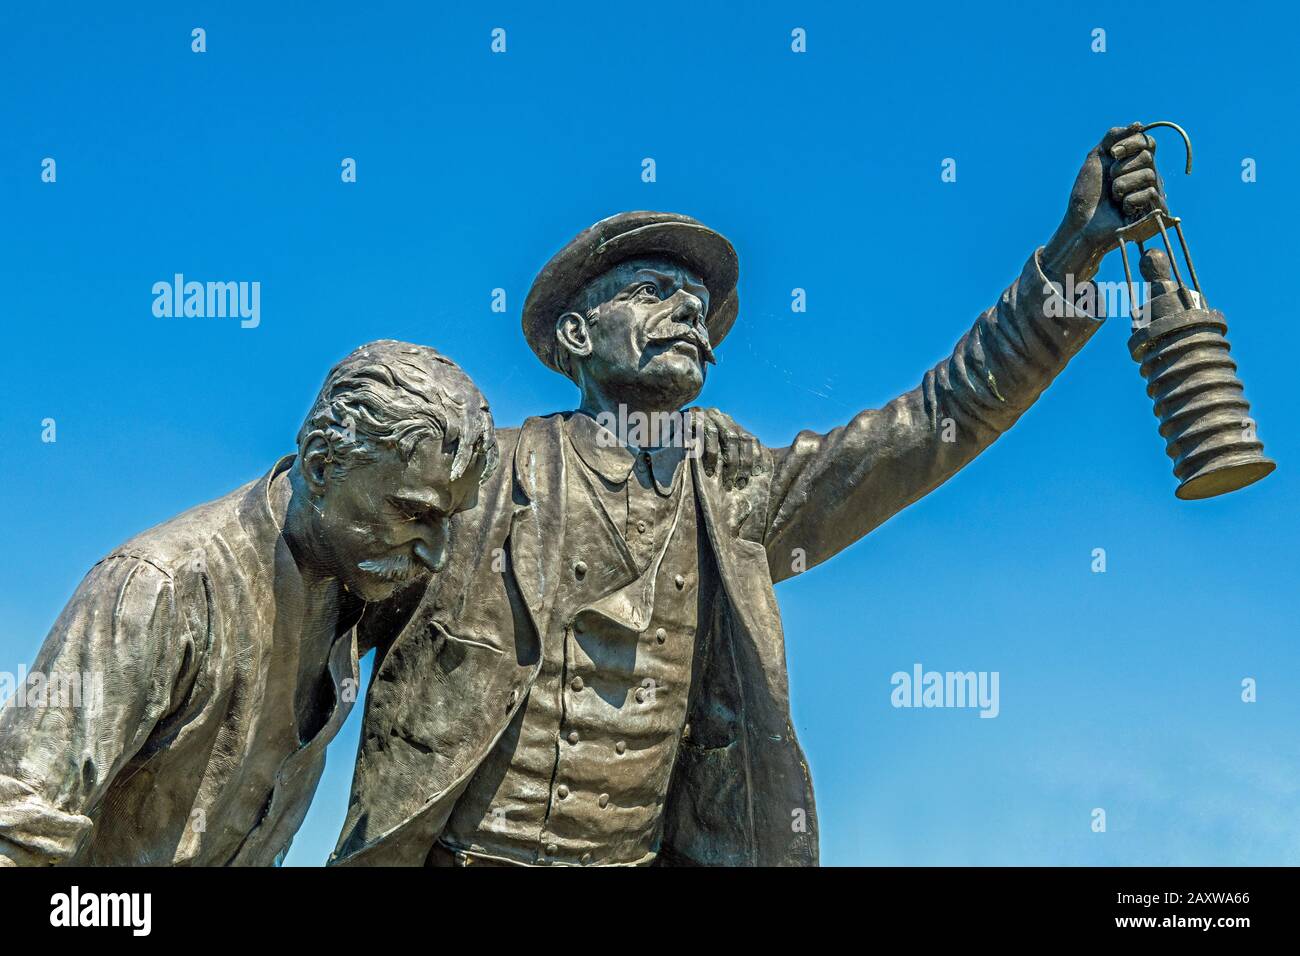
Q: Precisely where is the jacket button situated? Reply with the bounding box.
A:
[655,627,666,643]
[635,689,646,703]
[598,793,610,808]
[574,560,587,579]
[674,574,685,589]
[581,852,592,864]
[570,676,584,692]
[615,740,626,755]
[567,730,579,745]
[545,843,557,856]
[636,519,647,533]
[557,785,570,799]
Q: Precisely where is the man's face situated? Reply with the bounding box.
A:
[565,258,714,409]
[317,439,485,602]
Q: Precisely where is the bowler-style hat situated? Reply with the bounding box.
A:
[522,211,739,372]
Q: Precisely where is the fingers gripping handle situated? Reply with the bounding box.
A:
[1116,121,1203,319]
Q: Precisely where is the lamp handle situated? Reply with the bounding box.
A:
[1139,121,1193,175]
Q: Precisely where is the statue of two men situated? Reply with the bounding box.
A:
[0,124,1167,866]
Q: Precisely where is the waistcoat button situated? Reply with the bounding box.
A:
[598,793,610,808]
[570,676,584,692]
[615,740,626,754]
[674,574,685,589]
[557,785,569,799]
[655,627,666,643]
[567,730,579,745]
[574,560,587,579]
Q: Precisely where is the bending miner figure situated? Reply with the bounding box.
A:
[0,341,496,865]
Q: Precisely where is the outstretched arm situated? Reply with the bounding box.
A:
[759,124,1165,582]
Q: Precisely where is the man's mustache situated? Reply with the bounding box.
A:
[645,322,716,366]
[358,552,429,582]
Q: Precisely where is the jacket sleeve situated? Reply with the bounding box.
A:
[0,556,185,865]
[763,248,1103,584]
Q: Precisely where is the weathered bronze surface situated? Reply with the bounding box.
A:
[0,342,495,865]
[328,125,1184,867]
[3,123,1265,867]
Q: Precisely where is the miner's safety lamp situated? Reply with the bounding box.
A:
[1116,121,1275,499]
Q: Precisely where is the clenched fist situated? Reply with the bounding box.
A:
[1042,122,1168,283]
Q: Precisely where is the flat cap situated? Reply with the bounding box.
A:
[522,211,739,372]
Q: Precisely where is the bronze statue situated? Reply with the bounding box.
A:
[6,121,1254,869]
[328,125,1171,867]
[0,341,496,865]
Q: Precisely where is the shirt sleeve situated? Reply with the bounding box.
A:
[763,248,1103,583]
[0,555,186,865]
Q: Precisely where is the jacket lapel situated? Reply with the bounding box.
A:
[690,449,777,674]
[508,415,569,641]
[689,440,819,867]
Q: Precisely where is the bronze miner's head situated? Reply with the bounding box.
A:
[294,340,498,601]
[556,256,716,409]
[521,212,740,414]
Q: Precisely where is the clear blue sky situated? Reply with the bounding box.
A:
[2,1,1296,866]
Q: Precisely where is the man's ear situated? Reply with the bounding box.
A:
[301,434,331,496]
[556,311,593,372]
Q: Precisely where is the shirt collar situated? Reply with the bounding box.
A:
[566,412,686,492]
[237,453,297,564]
